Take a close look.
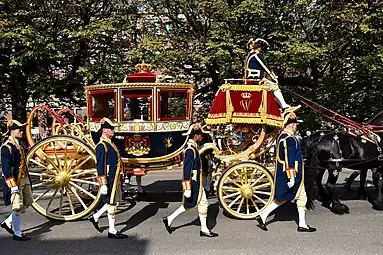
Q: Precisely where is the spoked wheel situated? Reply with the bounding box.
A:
[217,161,274,219]
[26,135,101,221]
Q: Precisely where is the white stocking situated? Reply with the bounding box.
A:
[273,90,289,109]
[297,206,308,228]
[93,204,109,221]
[167,206,186,226]
[199,214,209,233]
[136,176,143,193]
[108,213,117,234]
[260,201,280,223]
[12,212,21,237]
[4,213,12,227]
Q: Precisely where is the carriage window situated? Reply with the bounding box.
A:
[159,91,187,120]
[90,91,115,120]
[122,90,152,121]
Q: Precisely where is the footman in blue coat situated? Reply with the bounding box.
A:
[256,110,316,232]
[87,118,127,239]
[1,120,32,241]
[162,124,218,237]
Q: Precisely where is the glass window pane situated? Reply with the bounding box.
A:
[123,97,151,121]
[160,91,187,119]
[91,92,115,119]
[122,90,152,121]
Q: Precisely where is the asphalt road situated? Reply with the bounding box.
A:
[0,168,382,255]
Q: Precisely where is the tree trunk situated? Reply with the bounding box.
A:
[10,80,29,122]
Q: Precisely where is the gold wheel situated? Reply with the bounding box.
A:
[217,161,274,219]
[27,135,101,221]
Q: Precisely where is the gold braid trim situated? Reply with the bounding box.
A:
[8,138,27,185]
[103,138,122,205]
[182,180,191,190]
[206,116,283,127]
[221,84,271,91]
[226,88,234,123]
[97,176,107,185]
[6,178,17,188]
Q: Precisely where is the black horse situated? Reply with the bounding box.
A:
[304,112,383,214]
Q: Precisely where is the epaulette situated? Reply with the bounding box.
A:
[183,143,196,159]
[0,142,12,155]
[96,140,108,154]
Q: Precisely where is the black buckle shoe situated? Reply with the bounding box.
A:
[88,215,101,232]
[108,231,128,239]
[13,234,31,241]
[1,221,14,235]
[255,216,268,231]
[297,226,317,232]
[200,231,219,237]
[162,217,172,234]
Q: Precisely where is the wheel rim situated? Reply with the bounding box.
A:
[27,136,101,221]
[218,162,274,219]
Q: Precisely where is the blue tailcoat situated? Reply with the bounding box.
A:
[274,130,304,201]
[1,138,29,206]
[96,136,121,204]
[182,140,202,209]
[245,52,267,79]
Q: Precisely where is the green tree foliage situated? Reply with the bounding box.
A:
[0,0,140,119]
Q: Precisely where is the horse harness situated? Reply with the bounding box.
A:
[305,131,383,171]
[326,132,383,167]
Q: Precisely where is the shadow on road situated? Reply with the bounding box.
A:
[169,201,220,233]
[118,201,169,232]
[0,235,149,255]
[23,220,66,236]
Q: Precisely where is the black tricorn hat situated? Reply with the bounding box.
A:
[283,111,303,127]
[183,123,204,137]
[255,38,269,48]
[7,120,27,131]
[98,118,118,131]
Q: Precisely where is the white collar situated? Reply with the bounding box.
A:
[188,139,198,148]
[282,129,295,136]
[9,137,19,145]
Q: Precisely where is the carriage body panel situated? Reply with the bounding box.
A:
[83,65,195,168]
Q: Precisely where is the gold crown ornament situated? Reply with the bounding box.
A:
[135,62,151,73]
[241,92,252,99]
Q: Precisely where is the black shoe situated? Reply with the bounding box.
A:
[108,231,128,239]
[255,216,268,231]
[297,226,316,232]
[200,231,219,237]
[162,217,172,234]
[88,215,101,232]
[137,189,147,196]
[1,221,14,235]
[13,234,31,241]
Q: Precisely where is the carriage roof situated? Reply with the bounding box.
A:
[83,63,195,133]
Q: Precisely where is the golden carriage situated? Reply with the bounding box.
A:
[24,63,287,221]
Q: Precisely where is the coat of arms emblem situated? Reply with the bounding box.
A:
[125,135,151,156]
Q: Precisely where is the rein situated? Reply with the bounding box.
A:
[304,155,382,170]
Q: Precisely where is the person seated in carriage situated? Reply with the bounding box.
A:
[244,38,290,111]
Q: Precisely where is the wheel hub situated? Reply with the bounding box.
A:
[240,184,253,199]
[54,172,71,187]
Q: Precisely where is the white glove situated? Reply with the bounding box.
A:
[184,189,191,198]
[287,178,295,188]
[11,186,19,194]
[100,185,108,195]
